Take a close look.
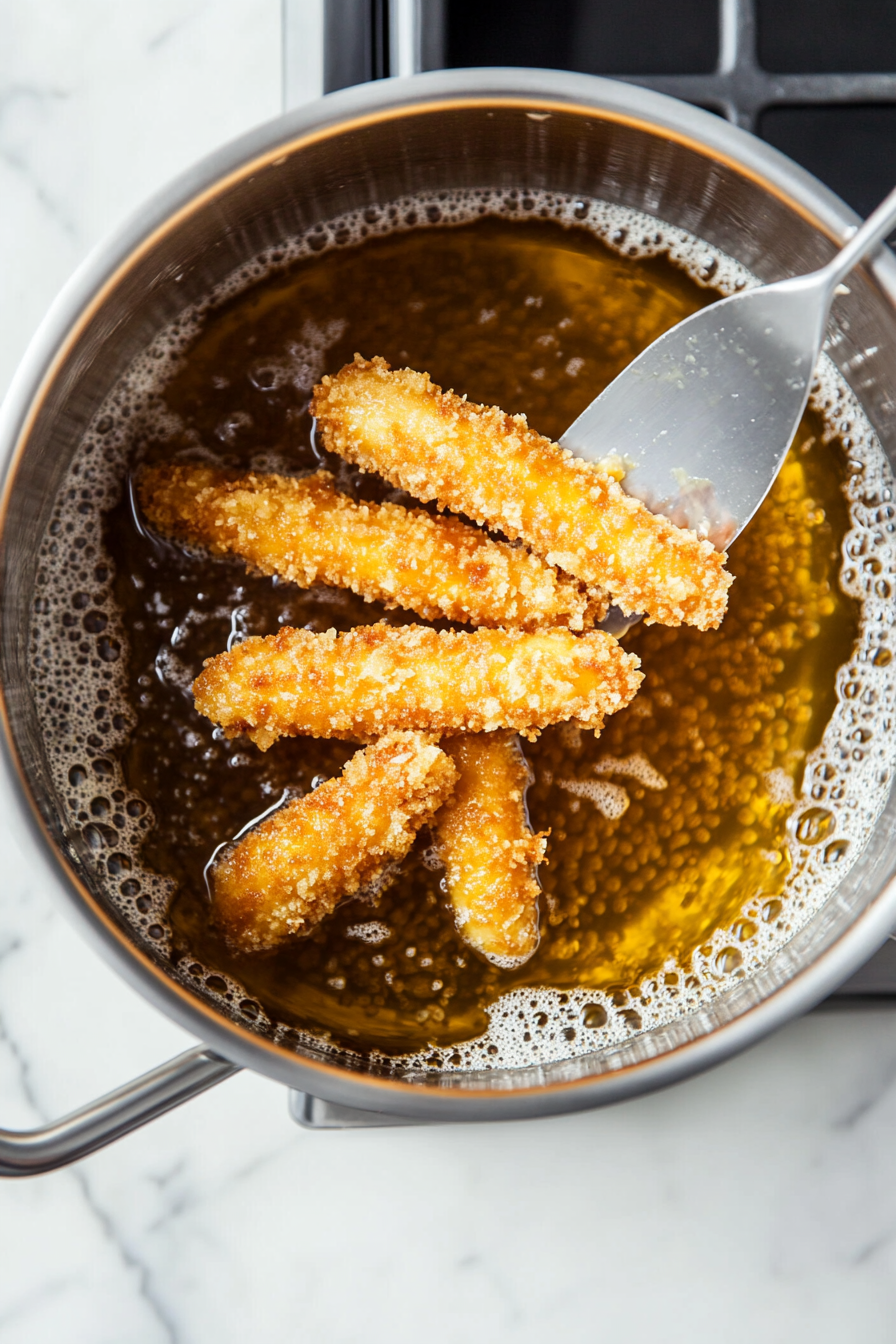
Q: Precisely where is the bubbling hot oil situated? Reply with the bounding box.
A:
[28,193,896,1071]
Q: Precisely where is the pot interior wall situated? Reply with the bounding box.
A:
[4,91,896,1096]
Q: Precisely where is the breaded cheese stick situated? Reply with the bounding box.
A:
[211,731,457,952]
[193,623,642,750]
[312,356,732,630]
[436,732,547,967]
[139,463,600,630]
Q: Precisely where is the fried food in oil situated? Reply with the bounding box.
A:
[436,732,547,967]
[193,623,642,750]
[312,356,732,629]
[139,463,601,630]
[211,731,457,952]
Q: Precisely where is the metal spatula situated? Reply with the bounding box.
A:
[560,185,896,631]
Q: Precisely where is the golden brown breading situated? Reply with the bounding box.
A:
[211,731,457,952]
[193,623,642,750]
[436,732,547,967]
[139,463,601,630]
[312,355,733,630]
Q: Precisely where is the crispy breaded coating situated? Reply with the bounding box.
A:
[211,731,457,952]
[436,732,547,967]
[312,355,733,630]
[139,463,600,630]
[193,623,642,750]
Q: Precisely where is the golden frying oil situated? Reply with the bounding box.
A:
[107,217,857,1055]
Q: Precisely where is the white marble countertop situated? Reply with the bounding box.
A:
[3,4,896,1340]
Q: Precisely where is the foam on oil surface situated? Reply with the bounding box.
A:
[28,188,896,1073]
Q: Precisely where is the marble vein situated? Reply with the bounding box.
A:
[0,994,180,1342]
[833,1050,896,1130]
[0,935,23,965]
[0,1277,76,1335]
[852,1227,896,1266]
[147,1134,296,1233]
[457,1252,524,1327]
[147,24,180,52]
[0,87,79,240]
[72,1167,182,1344]
[0,1002,42,1123]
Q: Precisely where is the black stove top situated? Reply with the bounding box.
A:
[294,0,896,1001]
[320,0,896,217]
[444,0,896,221]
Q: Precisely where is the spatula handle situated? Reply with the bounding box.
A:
[824,184,896,288]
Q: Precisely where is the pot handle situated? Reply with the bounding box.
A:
[0,1045,240,1177]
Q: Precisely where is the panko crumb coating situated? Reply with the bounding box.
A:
[138,463,601,630]
[436,732,547,967]
[211,731,457,952]
[193,623,643,750]
[312,355,732,630]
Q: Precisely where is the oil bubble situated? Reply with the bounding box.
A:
[794,807,835,845]
[715,947,743,975]
[824,839,851,864]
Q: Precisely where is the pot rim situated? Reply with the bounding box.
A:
[3,65,896,1121]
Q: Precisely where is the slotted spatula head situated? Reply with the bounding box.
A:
[561,183,896,562]
[560,272,830,551]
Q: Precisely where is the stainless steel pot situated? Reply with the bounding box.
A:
[2,68,896,1175]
